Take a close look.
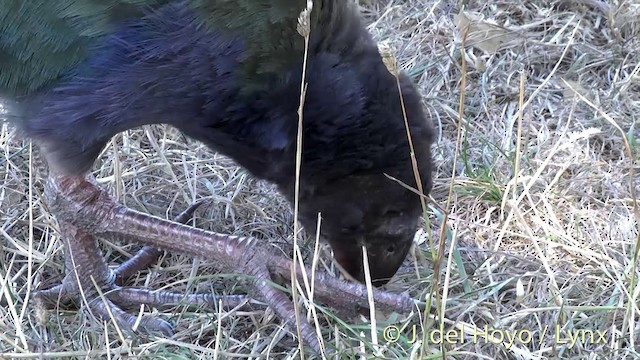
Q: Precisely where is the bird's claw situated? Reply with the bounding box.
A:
[34,249,177,336]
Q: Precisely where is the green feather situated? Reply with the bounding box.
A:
[0,0,351,97]
[0,0,166,95]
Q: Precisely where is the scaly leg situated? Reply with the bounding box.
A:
[113,201,200,285]
[36,193,254,336]
[39,174,423,355]
[113,245,163,286]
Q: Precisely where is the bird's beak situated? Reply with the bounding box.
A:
[331,242,403,287]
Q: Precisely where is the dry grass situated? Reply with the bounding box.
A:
[2,0,640,358]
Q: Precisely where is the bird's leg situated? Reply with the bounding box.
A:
[109,201,258,312]
[35,181,255,336]
[113,245,163,285]
[42,174,422,355]
[113,201,203,285]
[36,221,179,335]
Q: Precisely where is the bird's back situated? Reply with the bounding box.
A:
[0,1,160,96]
[0,0,358,98]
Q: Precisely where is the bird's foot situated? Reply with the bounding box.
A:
[43,174,423,355]
[35,196,254,336]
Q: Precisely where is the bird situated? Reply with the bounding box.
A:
[2,0,435,354]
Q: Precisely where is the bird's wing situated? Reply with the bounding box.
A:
[0,0,175,96]
[0,0,350,97]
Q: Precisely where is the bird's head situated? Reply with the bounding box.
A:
[256,51,434,287]
[295,173,427,286]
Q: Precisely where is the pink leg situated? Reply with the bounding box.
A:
[36,199,255,336]
[113,201,201,285]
